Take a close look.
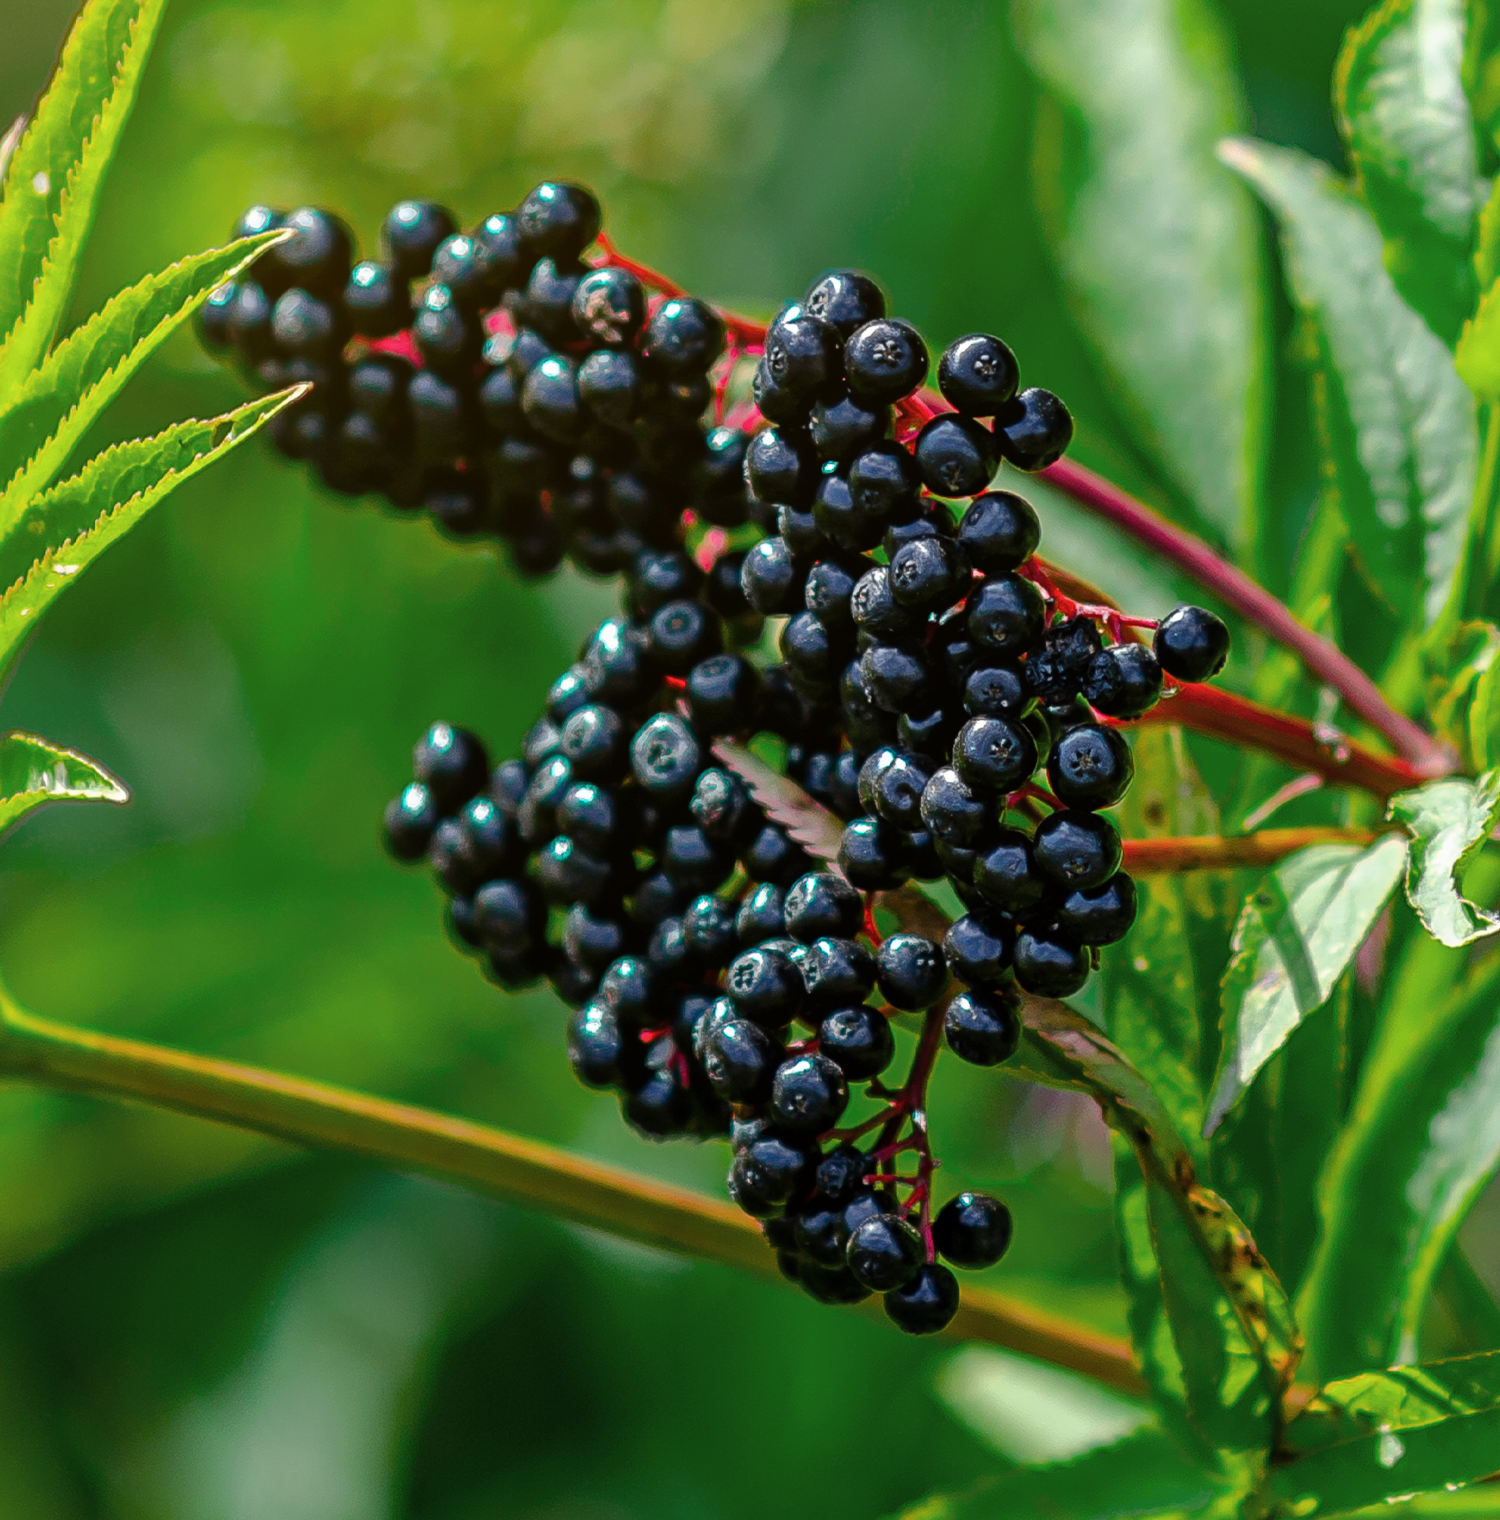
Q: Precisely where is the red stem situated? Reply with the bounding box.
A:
[593,235,767,346]
[1041,457,1453,776]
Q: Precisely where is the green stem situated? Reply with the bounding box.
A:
[0,991,1144,1394]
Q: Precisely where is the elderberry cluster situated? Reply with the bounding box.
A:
[197,184,750,577]
[355,190,1233,1332]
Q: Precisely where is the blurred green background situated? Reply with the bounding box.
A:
[0,2,1371,1515]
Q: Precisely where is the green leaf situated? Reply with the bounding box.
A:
[1423,620,1500,766]
[1334,0,1480,346]
[0,230,283,533]
[1012,997,1301,1450]
[1388,772,1500,946]
[1221,137,1478,628]
[0,0,168,391]
[888,1429,1221,1520]
[0,0,160,342]
[0,730,127,837]
[1013,0,1267,550]
[1204,837,1408,1134]
[0,389,298,682]
[1456,278,1500,394]
[1273,1351,1500,1514]
[1297,885,1500,1376]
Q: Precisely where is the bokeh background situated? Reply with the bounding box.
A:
[0,2,1381,1516]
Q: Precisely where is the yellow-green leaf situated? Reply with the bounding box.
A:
[0,730,127,837]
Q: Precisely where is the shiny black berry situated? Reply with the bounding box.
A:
[818,1005,895,1080]
[725,944,805,1026]
[943,910,1013,986]
[889,534,967,613]
[1013,923,1090,998]
[629,714,701,801]
[847,1212,923,1291]
[966,573,1046,655]
[996,387,1073,471]
[952,715,1038,794]
[1083,643,1163,718]
[944,987,1022,1065]
[343,261,410,338]
[572,265,646,345]
[783,872,863,943]
[413,723,488,814]
[382,200,457,278]
[914,414,996,498]
[955,491,1039,575]
[641,297,725,376]
[770,1053,849,1133]
[859,747,932,828]
[876,933,948,1010]
[1058,872,1137,945]
[729,1133,815,1217]
[384,782,440,861]
[1153,605,1231,683]
[838,817,911,891]
[1047,723,1134,810]
[884,1261,960,1335]
[804,269,885,336]
[845,319,928,404]
[747,427,818,506]
[687,653,762,735]
[735,883,787,947]
[764,307,843,402]
[742,537,807,615]
[1033,809,1122,890]
[263,206,353,298]
[802,936,877,1010]
[919,767,988,846]
[517,181,602,260]
[938,334,1020,417]
[703,1017,784,1103]
[847,440,923,529]
[934,1192,1013,1269]
[810,391,890,461]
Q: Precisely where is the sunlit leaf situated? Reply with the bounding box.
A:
[0,0,168,391]
[0,389,299,682]
[1298,941,1500,1375]
[1204,837,1408,1134]
[1014,0,1267,549]
[0,730,127,838]
[1334,0,1479,345]
[0,230,283,534]
[1388,772,1500,946]
[1222,136,1477,628]
[1274,1351,1500,1514]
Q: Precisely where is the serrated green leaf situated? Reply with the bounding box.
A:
[1334,0,1480,345]
[0,0,154,341]
[0,730,127,837]
[887,1429,1221,1520]
[0,388,297,682]
[1389,771,1500,945]
[1274,1351,1500,1514]
[1014,0,1267,550]
[1011,998,1300,1450]
[1222,136,1477,628]
[1204,837,1408,1134]
[0,230,282,534]
[0,0,168,391]
[1298,879,1500,1376]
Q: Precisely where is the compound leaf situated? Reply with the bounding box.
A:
[0,0,168,391]
[1388,771,1500,946]
[1334,0,1480,345]
[0,388,297,682]
[0,730,127,837]
[889,1428,1221,1520]
[1204,836,1408,1134]
[0,230,282,536]
[1222,136,1477,628]
[1298,943,1500,1376]
[1273,1351,1500,1514]
[1014,0,1267,550]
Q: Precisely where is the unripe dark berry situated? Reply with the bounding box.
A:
[876,933,948,1010]
[1033,809,1122,890]
[770,1053,849,1133]
[819,1005,895,1080]
[1047,723,1134,810]
[847,1212,923,1291]
[956,491,1041,574]
[382,199,457,278]
[803,269,885,336]
[914,413,997,498]
[884,1261,960,1335]
[944,987,1022,1066]
[939,334,1020,417]
[844,318,928,405]
[934,1192,1013,1269]
[1058,871,1138,945]
[1153,604,1231,682]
